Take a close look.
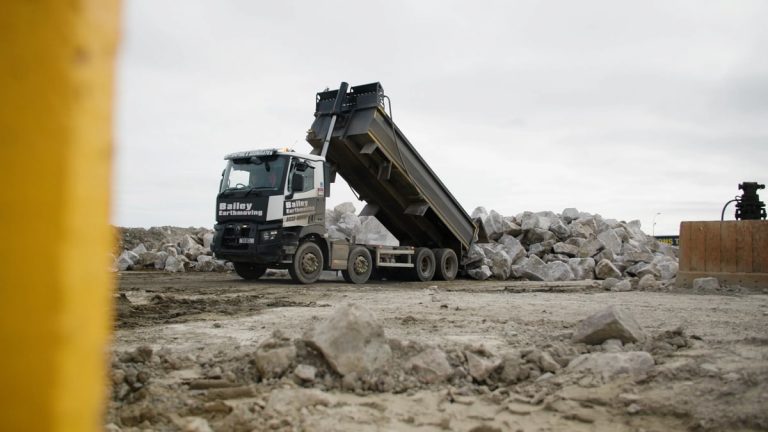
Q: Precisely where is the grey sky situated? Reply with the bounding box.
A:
[115,0,768,235]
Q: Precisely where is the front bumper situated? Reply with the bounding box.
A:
[212,221,298,264]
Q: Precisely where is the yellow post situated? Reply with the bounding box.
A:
[0,1,120,430]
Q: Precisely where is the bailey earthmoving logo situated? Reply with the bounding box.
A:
[284,199,316,215]
[218,202,262,216]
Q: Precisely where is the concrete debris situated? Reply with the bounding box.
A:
[117,250,139,271]
[517,255,575,282]
[572,306,646,345]
[524,349,561,373]
[465,351,501,382]
[498,350,529,384]
[464,206,677,285]
[294,364,317,382]
[406,348,454,384]
[566,351,655,380]
[502,218,523,236]
[326,203,398,246]
[693,277,720,290]
[164,255,186,273]
[611,280,633,292]
[568,258,595,280]
[601,338,624,353]
[265,388,332,416]
[467,265,493,280]
[595,259,622,280]
[638,274,657,290]
[255,333,297,379]
[303,303,392,376]
[115,203,679,286]
[561,207,580,223]
[195,255,216,272]
[602,277,620,290]
[498,234,526,263]
[553,242,579,257]
[114,227,227,273]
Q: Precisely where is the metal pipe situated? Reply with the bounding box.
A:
[320,81,348,158]
[721,198,738,221]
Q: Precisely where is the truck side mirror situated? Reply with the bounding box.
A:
[291,173,304,192]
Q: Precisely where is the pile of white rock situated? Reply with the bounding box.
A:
[465,207,678,289]
[326,202,399,246]
[114,229,231,273]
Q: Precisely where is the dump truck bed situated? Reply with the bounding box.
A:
[306,82,476,254]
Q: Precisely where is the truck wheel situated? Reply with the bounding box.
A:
[233,262,267,280]
[289,241,324,284]
[342,246,372,284]
[434,248,458,281]
[411,247,436,281]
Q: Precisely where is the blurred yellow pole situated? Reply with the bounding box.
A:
[0,1,120,431]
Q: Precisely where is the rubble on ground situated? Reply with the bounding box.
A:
[108,302,714,431]
[466,207,679,288]
[113,227,231,273]
[113,203,678,284]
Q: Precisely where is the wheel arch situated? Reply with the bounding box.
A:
[298,227,330,271]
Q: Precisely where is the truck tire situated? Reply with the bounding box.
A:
[411,247,436,282]
[233,262,267,280]
[342,246,372,284]
[433,248,458,281]
[289,241,324,284]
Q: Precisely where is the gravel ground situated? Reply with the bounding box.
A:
[108,271,768,431]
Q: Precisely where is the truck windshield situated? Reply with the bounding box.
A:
[220,155,288,193]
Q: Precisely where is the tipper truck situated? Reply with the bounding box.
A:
[212,82,478,284]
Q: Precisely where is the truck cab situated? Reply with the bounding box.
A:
[212,148,331,281]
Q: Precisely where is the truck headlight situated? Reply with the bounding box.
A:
[261,230,279,241]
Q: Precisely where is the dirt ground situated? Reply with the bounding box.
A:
[108,271,768,432]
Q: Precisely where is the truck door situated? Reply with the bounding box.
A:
[283,160,325,227]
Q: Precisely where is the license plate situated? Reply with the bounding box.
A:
[238,238,255,244]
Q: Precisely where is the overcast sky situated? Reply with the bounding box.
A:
[115,0,767,235]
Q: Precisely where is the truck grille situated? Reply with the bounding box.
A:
[222,225,252,250]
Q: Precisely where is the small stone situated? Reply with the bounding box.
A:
[406,348,454,384]
[255,338,296,379]
[595,259,622,279]
[294,364,317,382]
[637,274,656,290]
[467,265,493,281]
[568,258,595,280]
[562,208,580,222]
[499,351,528,384]
[601,339,623,353]
[572,306,645,345]
[611,280,632,292]
[465,351,501,382]
[602,277,620,290]
[554,242,580,257]
[164,255,186,273]
[566,351,654,379]
[693,277,720,290]
[525,349,561,373]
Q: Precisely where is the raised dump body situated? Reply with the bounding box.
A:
[306,82,476,257]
